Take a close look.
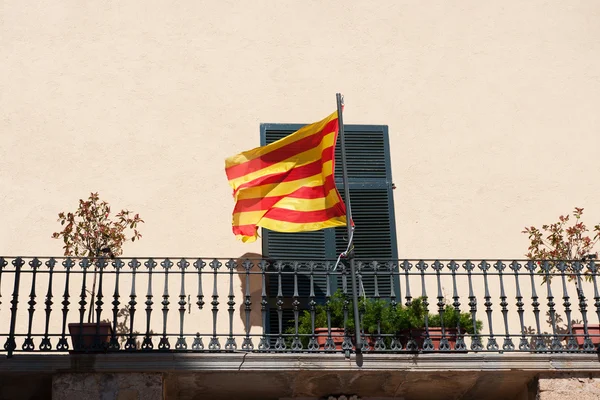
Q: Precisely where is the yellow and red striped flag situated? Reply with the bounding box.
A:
[225,111,348,243]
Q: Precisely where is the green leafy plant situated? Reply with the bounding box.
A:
[286,291,483,347]
[293,292,481,341]
[52,192,144,323]
[294,290,346,337]
[522,207,600,281]
[427,303,482,334]
[396,297,481,334]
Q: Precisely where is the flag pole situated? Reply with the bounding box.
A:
[336,93,362,354]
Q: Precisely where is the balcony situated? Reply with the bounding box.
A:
[1,256,599,399]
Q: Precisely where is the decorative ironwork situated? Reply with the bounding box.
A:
[0,257,598,356]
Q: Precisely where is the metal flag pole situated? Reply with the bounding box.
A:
[336,93,362,354]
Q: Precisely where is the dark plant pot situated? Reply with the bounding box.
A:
[68,322,113,352]
[401,327,462,351]
[571,323,600,347]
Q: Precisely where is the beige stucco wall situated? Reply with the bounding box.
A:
[2,1,600,260]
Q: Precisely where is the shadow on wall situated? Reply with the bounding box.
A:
[235,253,328,334]
[236,252,265,332]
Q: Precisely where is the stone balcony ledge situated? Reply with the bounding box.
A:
[1,352,599,373]
[3,353,600,399]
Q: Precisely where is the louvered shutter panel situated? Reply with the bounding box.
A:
[333,126,398,298]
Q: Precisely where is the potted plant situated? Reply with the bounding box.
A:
[52,192,144,351]
[294,291,482,351]
[398,297,482,351]
[293,290,347,350]
[522,207,600,348]
[294,291,400,351]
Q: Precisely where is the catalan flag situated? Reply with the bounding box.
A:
[225,111,348,243]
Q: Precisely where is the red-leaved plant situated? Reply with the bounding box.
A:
[522,207,600,281]
[52,192,144,322]
[52,192,143,258]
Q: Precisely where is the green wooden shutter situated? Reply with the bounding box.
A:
[333,126,398,298]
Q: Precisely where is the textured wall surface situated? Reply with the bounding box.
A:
[538,373,600,400]
[52,372,163,400]
[2,1,600,260]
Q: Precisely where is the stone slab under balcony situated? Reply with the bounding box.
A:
[1,352,599,400]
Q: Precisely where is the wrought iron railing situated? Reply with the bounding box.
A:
[1,257,599,357]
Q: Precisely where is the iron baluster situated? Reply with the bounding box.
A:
[389,261,402,351]
[494,261,514,351]
[242,259,253,350]
[401,260,417,351]
[464,261,482,351]
[78,258,91,325]
[23,258,41,351]
[389,261,399,304]
[93,258,107,350]
[208,259,221,350]
[194,259,206,312]
[324,262,335,351]
[225,259,237,350]
[340,261,353,352]
[142,259,156,350]
[542,261,562,350]
[76,258,91,350]
[291,261,302,351]
[401,260,413,307]
[57,258,74,351]
[416,260,432,351]
[479,260,498,351]
[525,260,545,351]
[357,262,368,352]
[373,261,385,351]
[588,260,600,350]
[432,260,448,351]
[4,258,24,357]
[274,261,285,351]
[109,259,124,351]
[40,258,56,351]
[175,259,189,350]
[191,332,204,350]
[307,261,318,351]
[192,258,205,351]
[509,261,529,351]
[558,261,578,351]
[158,259,172,350]
[449,261,466,351]
[258,259,269,350]
[123,259,139,350]
[575,261,594,351]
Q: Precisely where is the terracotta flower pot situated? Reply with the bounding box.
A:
[315,327,346,350]
[68,322,113,352]
[571,323,600,347]
[314,328,378,351]
[401,327,460,350]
